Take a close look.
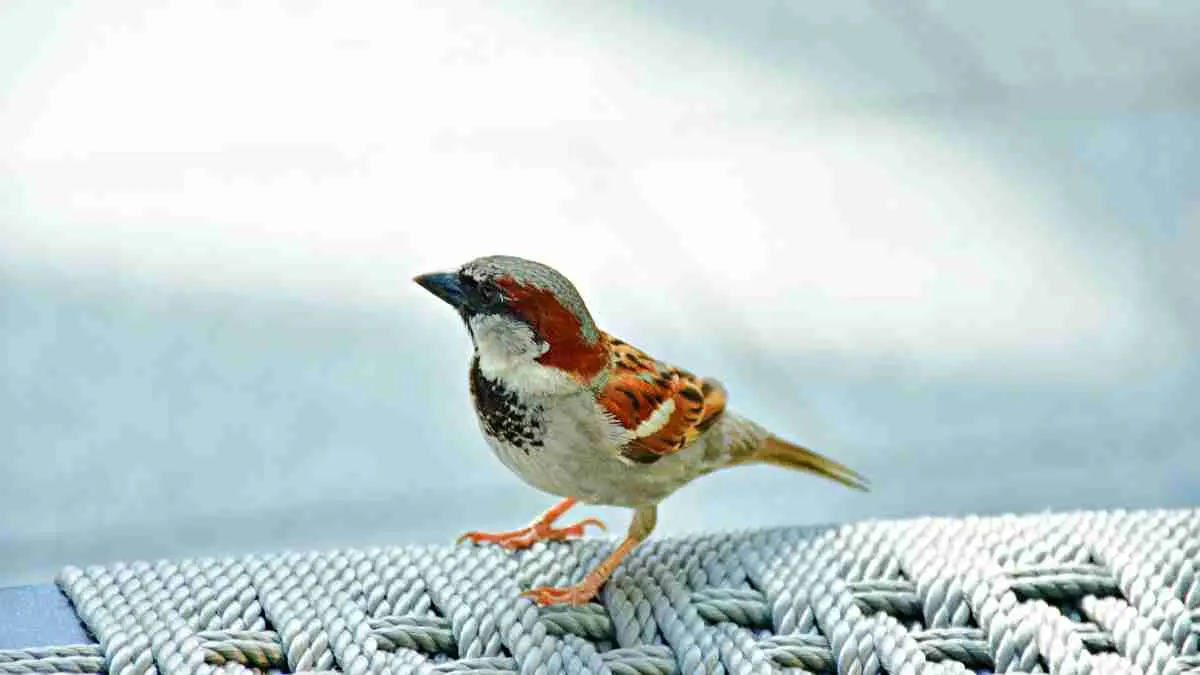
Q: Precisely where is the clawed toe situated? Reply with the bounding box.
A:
[457,530,511,546]
[545,517,607,540]
[457,517,606,550]
[520,583,598,606]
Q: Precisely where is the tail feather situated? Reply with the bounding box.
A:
[748,437,869,491]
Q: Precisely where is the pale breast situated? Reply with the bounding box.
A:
[469,369,718,507]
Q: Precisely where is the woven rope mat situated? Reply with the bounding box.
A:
[6,508,1199,674]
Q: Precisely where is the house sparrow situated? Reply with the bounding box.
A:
[415,255,867,606]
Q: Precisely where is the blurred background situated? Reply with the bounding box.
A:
[2,1,1198,587]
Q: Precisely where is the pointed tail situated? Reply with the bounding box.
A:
[746,436,869,491]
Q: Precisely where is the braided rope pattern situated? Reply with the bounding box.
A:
[23,508,1196,674]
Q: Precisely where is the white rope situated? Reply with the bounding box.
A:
[34,507,1198,674]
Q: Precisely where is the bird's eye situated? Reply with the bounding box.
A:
[480,284,505,305]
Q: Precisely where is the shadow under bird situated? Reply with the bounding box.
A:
[415,255,867,606]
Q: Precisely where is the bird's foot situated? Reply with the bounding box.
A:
[520,580,602,606]
[456,517,606,550]
[518,507,652,606]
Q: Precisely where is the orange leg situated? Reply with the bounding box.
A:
[457,497,606,550]
[521,505,657,606]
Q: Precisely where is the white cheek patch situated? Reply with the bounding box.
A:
[470,314,577,396]
[470,315,544,369]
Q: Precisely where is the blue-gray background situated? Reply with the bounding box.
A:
[2,1,1198,587]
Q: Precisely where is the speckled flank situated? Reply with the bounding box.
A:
[469,357,544,455]
[484,397,763,508]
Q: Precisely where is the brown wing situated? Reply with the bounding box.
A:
[597,333,728,464]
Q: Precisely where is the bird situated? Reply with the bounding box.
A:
[414,254,867,606]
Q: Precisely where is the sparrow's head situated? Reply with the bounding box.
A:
[415,255,608,386]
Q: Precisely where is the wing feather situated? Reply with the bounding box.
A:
[597,334,727,464]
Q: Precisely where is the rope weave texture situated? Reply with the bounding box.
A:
[10,507,1198,674]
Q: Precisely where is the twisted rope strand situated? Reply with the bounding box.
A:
[38,508,1197,675]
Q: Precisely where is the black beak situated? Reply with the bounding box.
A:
[414,271,467,310]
